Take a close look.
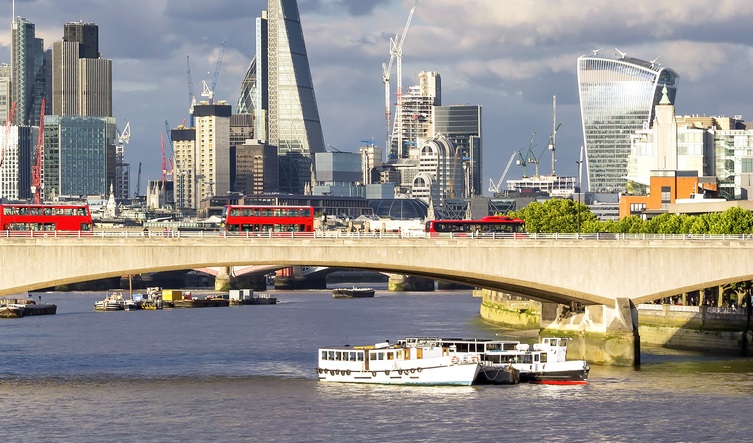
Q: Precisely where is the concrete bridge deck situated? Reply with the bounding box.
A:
[3,231,753,305]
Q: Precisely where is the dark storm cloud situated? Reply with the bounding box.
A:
[299,0,393,17]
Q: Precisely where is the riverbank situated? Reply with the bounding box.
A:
[477,289,753,357]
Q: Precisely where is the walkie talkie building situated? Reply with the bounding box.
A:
[577,53,679,192]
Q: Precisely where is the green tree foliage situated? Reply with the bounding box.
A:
[509,199,596,233]
[510,200,753,234]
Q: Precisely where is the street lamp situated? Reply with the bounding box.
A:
[575,160,582,236]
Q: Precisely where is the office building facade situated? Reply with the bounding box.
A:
[432,104,482,197]
[577,53,679,193]
[11,17,47,126]
[245,0,325,195]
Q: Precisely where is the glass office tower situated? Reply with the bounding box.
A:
[245,0,325,195]
[577,54,679,192]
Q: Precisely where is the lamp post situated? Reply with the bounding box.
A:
[575,160,582,236]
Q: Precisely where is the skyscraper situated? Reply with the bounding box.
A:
[11,17,46,126]
[432,105,482,197]
[245,0,325,194]
[52,22,112,117]
[577,52,679,192]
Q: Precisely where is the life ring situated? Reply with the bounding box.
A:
[397,369,403,375]
[410,368,416,374]
[346,369,351,376]
[417,368,422,373]
[451,356,459,364]
[385,370,390,376]
[334,369,340,375]
[317,368,323,374]
[371,371,377,377]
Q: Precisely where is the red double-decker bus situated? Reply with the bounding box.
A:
[0,203,93,231]
[425,215,525,236]
[222,205,315,233]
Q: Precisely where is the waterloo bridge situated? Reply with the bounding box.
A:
[3,231,753,365]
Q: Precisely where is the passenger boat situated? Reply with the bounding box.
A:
[439,337,589,385]
[317,337,481,386]
[331,287,375,298]
[94,291,126,311]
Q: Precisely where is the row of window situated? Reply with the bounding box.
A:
[2,206,88,216]
[319,350,406,361]
[228,207,312,217]
[225,224,310,232]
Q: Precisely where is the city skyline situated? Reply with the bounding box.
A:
[1,0,752,196]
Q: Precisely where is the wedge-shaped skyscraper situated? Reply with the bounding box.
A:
[577,53,679,193]
[241,0,325,194]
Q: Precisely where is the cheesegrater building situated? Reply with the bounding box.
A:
[577,52,679,193]
[240,0,326,195]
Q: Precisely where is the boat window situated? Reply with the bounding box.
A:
[377,352,384,360]
[520,354,532,364]
[328,351,335,360]
[387,352,394,360]
[396,350,402,359]
[321,351,327,360]
[534,354,539,362]
[370,352,377,361]
[336,352,342,361]
[540,353,548,363]
[357,352,364,361]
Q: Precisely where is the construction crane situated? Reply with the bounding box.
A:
[488,152,516,194]
[202,39,227,104]
[0,101,17,169]
[516,132,537,178]
[548,95,562,176]
[390,2,417,157]
[186,55,195,123]
[134,161,142,198]
[30,97,46,204]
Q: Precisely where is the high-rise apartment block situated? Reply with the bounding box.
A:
[577,53,679,193]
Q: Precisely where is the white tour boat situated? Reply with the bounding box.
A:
[94,291,126,311]
[439,337,590,385]
[316,337,481,386]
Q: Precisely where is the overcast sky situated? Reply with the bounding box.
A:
[2,0,752,196]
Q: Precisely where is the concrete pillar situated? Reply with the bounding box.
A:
[718,285,725,307]
[540,298,640,366]
[699,288,705,306]
[681,292,687,306]
[214,266,235,291]
[388,274,435,291]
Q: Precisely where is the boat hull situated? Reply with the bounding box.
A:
[521,368,590,385]
[476,365,520,385]
[317,363,480,386]
[332,288,375,298]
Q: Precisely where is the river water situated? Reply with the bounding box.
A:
[1,288,752,443]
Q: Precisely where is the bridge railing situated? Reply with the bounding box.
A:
[2,230,753,241]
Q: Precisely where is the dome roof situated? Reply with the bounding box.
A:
[368,199,428,220]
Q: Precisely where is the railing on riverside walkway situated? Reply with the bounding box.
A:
[3,230,753,241]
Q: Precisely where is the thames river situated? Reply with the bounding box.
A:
[1,288,751,442]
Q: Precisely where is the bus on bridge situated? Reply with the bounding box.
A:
[0,203,93,232]
[222,205,315,233]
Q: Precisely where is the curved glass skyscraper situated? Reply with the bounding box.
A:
[240,0,325,195]
[577,53,679,192]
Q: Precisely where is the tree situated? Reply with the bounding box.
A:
[510,199,596,233]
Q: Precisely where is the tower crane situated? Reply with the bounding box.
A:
[135,161,142,198]
[548,95,562,176]
[202,39,227,104]
[488,152,516,194]
[516,132,537,178]
[389,2,417,157]
[0,101,17,169]
[31,97,46,204]
[186,55,196,122]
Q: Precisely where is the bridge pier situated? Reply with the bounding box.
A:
[388,274,435,292]
[214,267,235,291]
[539,298,640,366]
